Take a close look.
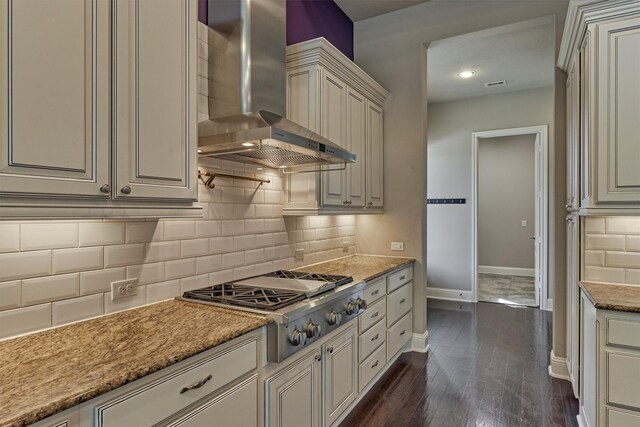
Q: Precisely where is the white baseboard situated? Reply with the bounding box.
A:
[548,349,570,380]
[478,265,535,277]
[545,298,553,312]
[411,330,429,353]
[576,412,588,427]
[426,287,473,302]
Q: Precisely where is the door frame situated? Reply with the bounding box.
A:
[471,125,549,310]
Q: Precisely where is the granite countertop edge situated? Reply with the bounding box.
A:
[579,281,640,313]
[358,258,415,282]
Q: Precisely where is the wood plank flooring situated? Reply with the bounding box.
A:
[340,300,578,427]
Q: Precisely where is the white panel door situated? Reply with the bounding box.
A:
[113,0,197,201]
[0,0,110,198]
[320,68,347,207]
[597,17,640,202]
[265,350,322,427]
[345,87,366,208]
[366,101,384,208]
[323,325,358,426]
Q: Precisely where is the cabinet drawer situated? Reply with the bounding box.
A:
[359,319,386,362]
[387,267,412,293]
[167,376,258,427]
[364,278,386,303]
[359,343,386,392]
[359,298,386,333]
[387,311,412,361]
[95,339,257,427]
[608,318,640,349]
[607,351,640,409]
[387,283,412,327]
[607,407,640,427]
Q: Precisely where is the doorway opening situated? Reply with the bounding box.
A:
[472,125,548,309]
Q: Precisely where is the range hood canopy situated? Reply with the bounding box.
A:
[198,0,356,169]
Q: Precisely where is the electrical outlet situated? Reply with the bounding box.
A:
[295,249,305,261]
[391,242,404,251]
[342,241,350,253]
[521,220,527,227]
[111,278,139,301]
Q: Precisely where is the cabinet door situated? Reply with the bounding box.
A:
[113,0,197,201]
[596,17,640,203]
[167,376,258,427]
[366,101,384,208]
[320,69,347,207]
[0,0,110,198]
[566,54,580,211]
[566,215,579,397]
[323,325,358,426]
[345,87,366,208]
[265,350,322,427]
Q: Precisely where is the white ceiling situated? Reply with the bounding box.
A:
[334,0,429,21]
[427,17,555,104]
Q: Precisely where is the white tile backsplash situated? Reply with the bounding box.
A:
[584,217,640,284]
[0,23,357,340]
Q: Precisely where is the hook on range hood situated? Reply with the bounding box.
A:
[197,0,356,170]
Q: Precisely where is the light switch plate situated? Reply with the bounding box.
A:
[521,220,527,227]
[342,241,349,253]
[391,242,404,251]
[111,278,139,301]
[295,249,305,261]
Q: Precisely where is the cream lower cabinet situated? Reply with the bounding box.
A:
[265,325,357,427]
[0,0,198,218]
[560,2,640,214]
[580,292,640,427]
[284,38,388,215]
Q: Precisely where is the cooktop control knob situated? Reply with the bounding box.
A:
[356,297,368,311]
[345,300,358,316]
[328,310,342,326]
[289,328,307,346]
[305,321,321,338]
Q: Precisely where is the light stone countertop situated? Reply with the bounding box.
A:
[0,254,415,427]
[580,281,640,313]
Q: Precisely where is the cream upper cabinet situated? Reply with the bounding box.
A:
[0,0,199,218]
[0,0,110,199]
[284,38,389,216]
[559,2,640,214]
[113,0,197,201]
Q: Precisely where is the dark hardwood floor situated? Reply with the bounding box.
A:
[341,300,579,427]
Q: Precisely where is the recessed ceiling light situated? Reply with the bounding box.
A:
[279,165,287,169]
[256,167,264,171]
[457,69,477,79]
[242,142,255,147]
[197,149,203,153]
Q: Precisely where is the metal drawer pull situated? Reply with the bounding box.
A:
[400,330,406,336]
[371,290,379,296]
[179,374,212,394]
[399,298,406,304]
[371,311,379,318]
[371,360,379,368]
[327,347,334,354]
[400,275,405,281]
[371,333,379,341]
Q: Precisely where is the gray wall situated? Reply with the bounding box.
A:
[426,88,553,292]
[478,134,536,270]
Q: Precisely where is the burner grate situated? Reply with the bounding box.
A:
[263,270,353,287]
[183,283,306,311]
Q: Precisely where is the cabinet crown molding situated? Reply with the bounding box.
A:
[558,0,640,70]
[287,37,389,105]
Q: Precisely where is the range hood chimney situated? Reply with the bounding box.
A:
[198,0,356,169]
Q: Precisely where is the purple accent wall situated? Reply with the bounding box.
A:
[198,0,208,24]
[286,0,354,60]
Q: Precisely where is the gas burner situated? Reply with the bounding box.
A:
[184,284,306,311]
[263,270,353,287]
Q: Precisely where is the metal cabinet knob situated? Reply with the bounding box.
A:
[368,201,373,206]
[99,184,111,194]
[327,346,334,354]
[120,186,132,195]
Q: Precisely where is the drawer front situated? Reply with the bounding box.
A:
[607,407,640,427]
[96,339,257,427]
[608,318,640,349]
[359,343,386,392]
[387,311,412,361]
[364,279,386,303]
[387,283,412,327]
[607,351,640,409]
[359,298,386,333]
[359,319,386,362]
[387,267,412,293]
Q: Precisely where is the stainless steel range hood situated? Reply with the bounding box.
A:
[198,0,356,169]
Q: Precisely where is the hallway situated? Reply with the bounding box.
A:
[341,300,578,427]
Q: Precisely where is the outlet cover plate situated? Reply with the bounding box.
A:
[295,249,305,261]
[391,242,404,251]
[111,278,139,301]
